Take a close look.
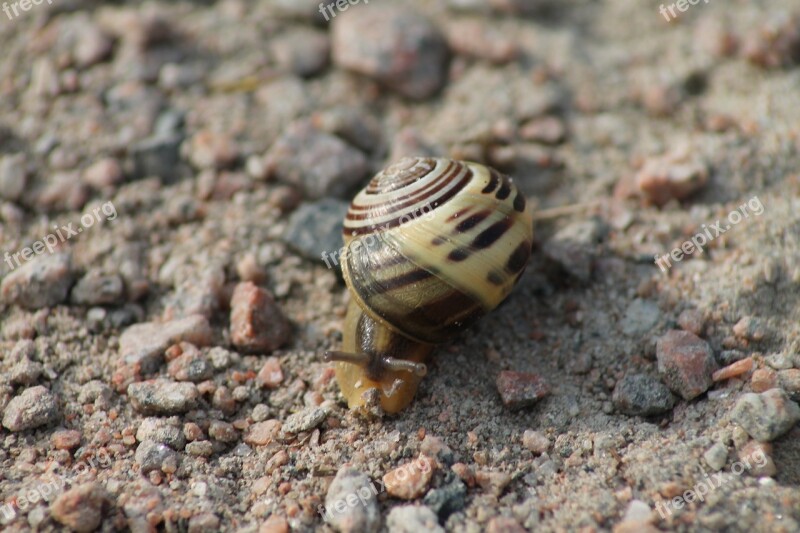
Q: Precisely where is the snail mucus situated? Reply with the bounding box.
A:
[324,157,534,413]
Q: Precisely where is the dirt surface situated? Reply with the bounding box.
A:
[1,0,800,532]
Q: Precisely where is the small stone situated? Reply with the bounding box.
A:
[230,282,291,354]
[257,357,284,389]
[119,314,213,374]
[2,386,59,432]
[733,316,768,341]
[778,369,800,400]
[9,359,44,385]
[420,434,454,465]
[423,472,467,520]
[324,467,380,533]
[718,349,748,366]
[282,199,348,264]
[136,417,186,450]
[71,271,125,306]
[703,442,728,471]
[83,158,124,188]
[260,514,290,533]
[236,253,267,284]
[332,5,449,99]
[0,153,28,201]
[450,463,475,487]
[751,368,778,393]
[135,440,179,474]
[127,380,200,415]
[244,420,282,446]
[495,371,550,409]
[765,353,793,370]
[1,252,74,310]
[635,147,709,206]
[621,299,661,337]
[383,456,435,500]
[212,386,237,415]
[271,28,330,78]
[264,120,369,199]
[311,107,383,154]
[522,430,551,455]
[738,441,776,477]
[542,219,607,282]
[475,470,512,497]
[386,505,444,533]
[677,309,705,336]
[186,129,238,170]
[519,116,567,145]
[486,517,526,533]
[209,421,239,443]
[50,483,110,533]
[656,330,718,400]
[445,18,517,65]
[130,135,182,181]
[167,344,214,382]
[52,429,82,450]
[730,389,800,442]
[712,357,754,382]
[188,513,220,533]
[78,380,112,405]
[185,441,214,457]
[282,407,327,434]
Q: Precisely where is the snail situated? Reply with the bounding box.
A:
[323,157,534,414]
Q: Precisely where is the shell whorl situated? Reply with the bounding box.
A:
[341,157,534,344]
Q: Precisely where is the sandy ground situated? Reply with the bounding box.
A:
[0,0,799,531]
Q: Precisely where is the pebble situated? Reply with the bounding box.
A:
[386,505,444,533]
[282,407,327,434]
[1,252,74,310]
[9,359,44,385]
[52,429,82,450]
[751,368,778,393]
[127,380,200,415]
[420,434,454,465]
[656,330,718,400]
[519,116,567,144]
[185,129,238,170]
[130,134,183,181]
[445,18,517,64]
[542,219,607,282]
[732,316,768,341]
[136,417,186,450]
[312,107,383,155]
[2,386,59,432]
[522,430,551,455]
[185,441,214,457]
[188,513,221,533]
[495,370,550,409]
[37,172,90,211]
[703,442,728,471]
[71,271,125,306]
[209,421,239,443]
[282,199,348,264]
[119,314,213,374]
[163,266,225,320]
[634,147,709,206]
[244,420,282,446]
[738,441,777,477]
[741,14,800,68]
[423,472,467,520]
[324,467,381,533]
[83,158,124,188]
[612,374,675,416]
[475,470,512,497]
[677,309,706,336]
[257,357,284,389]
[730,388,800,442]
[712,357,753,382]
[271,28,330,78]
[331,5,449,99]
[0,153,28,201]
[167,344,214,383]
[260,514,290,533]
[765,353,793,370]
[487,517,527,533]
[383,456,435,500]
[621,299,661,337]
[135,440,179,474]
[230,282,291,354]
[778,369,800,400]
[73,22,114,68]
[50,483,110,533]
[263,120,369,199]
[718,349,748,366]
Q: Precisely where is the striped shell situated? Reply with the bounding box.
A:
[341,157,534,345]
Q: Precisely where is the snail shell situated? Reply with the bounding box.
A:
[324,157,534,413]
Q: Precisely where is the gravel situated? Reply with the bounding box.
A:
[0,252,74,310]
[127,380,200,415]
[656,330,718,400]
[730,389,800,442]
[324,467,381,533]
[612,374,675,416]
[1,386,59,432]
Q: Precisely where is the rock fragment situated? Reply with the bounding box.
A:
[136,417,186,450]
[127,380,200,415]
[257,357,284,389]
[282,407,327,434]
[635,148,708,206]
[730,388,800,442]
[244,420,282,446]
[119,314,213,374]
[135,440,179,474]
[271,28,330,78]
[656,330,718,400]
[331,5,449,99]
[1,252,74,310]
[612,374,675,416]
[496,371,550,409]
[703,442,728,471]
[383,456,435,500]
[386,505,443,533]
[0,153,28,201]
[522,430,551,455]
[282,199,348,264]
[2,386,59,432]
[324,467,380,533]
[230,282,291,354]
[71,271,125,306]
[50,483,110,533]
[712,357,753,382]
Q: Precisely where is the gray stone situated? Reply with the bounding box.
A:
[119,314,213,374]
[136,417,186,450]
[324,467,380,533]
[386,505,444,533]
[1,252,74,310]
[423,472,467,520]
[731,389,800,442]
[612,374,675,416]
[283,199,348,265]
[0,153,27,202]
[135,440,178,474]
[2,386,59,432]
[71,271,125,306]
[127,380,200,415]
[703,442,728,471]
[130,135,182,181]
[283,407,327,434]
[621,299,662,337]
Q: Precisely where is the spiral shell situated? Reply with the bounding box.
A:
[341,157,534,344]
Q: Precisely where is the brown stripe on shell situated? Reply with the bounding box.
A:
[454,210,491,233]
[487,271,505,285]
[481,171,499,194]
[513,192,526,212]
[496,177,512,200]
[471,218,512,249]
[506,241,531,273]
[447,248,470,262]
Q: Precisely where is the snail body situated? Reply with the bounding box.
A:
[324,157,534,413]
